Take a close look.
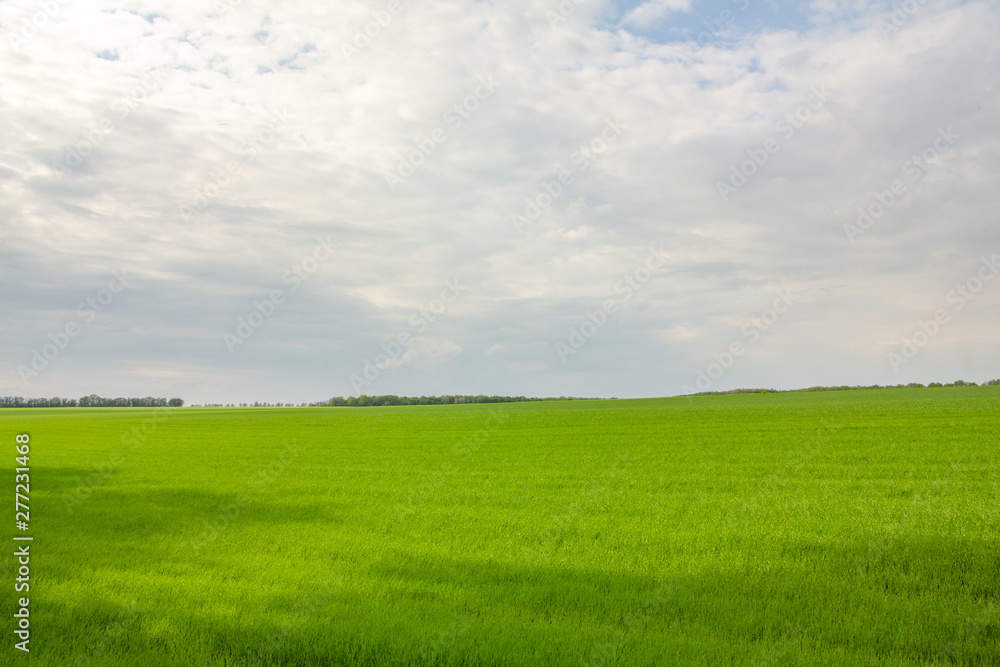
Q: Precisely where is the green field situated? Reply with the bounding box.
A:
[4,388,999,665]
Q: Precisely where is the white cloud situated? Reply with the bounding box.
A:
[621,0,693,28]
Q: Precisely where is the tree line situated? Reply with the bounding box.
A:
[319,395,599,407]
[0,395,184,408]
[689,379,999,396]
[189,403,308,408]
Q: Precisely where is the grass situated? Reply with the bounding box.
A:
[3,387,999,665]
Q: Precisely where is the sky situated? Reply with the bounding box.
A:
[0,0,998,404]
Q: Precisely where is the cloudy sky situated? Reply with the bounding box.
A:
[1,0,997,404]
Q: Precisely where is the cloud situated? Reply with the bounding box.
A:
[0,0,997,402]
[620,0,692,29]
[393,337,464,369]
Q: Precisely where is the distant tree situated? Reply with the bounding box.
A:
[168,398,184,407]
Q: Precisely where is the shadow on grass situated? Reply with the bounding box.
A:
[26,507,1000,667]
[26,457,1000,666]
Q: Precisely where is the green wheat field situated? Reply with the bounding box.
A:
[4,387,999,665]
